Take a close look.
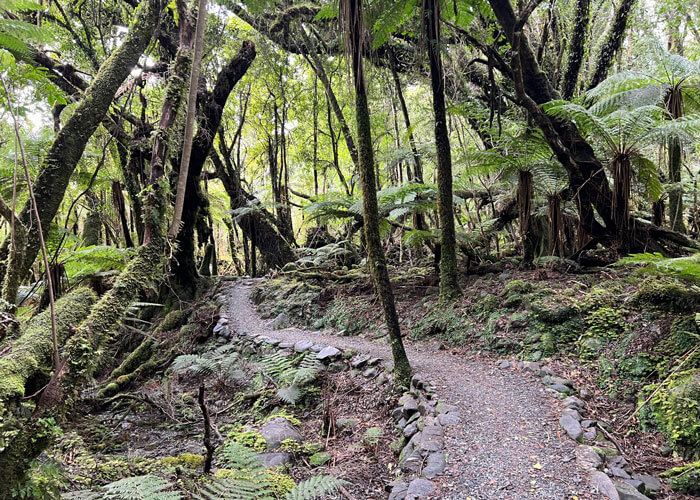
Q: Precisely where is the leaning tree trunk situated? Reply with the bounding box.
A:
[424,0,461,300]
[341,0,412,387]
[82,191,102,246]
[548,193,565,256]
[0,0,163,299]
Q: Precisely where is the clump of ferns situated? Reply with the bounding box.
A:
[61,443,346,499]
[258,352,322,406]
[170,345,246,392]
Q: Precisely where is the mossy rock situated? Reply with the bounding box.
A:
[660,461,700,495]
[157,310,185,332]
[651,369,700,460]
[159,453,203,468]
[666,315,700,356]
[473,294,501,317]
[530,296,578,324]
[309,452,331,466]
[585,307,627,339]
[581,286,618,312]
[501,279,534,297]
[630,279,700,312]
[617,355,656,381]
[503,294,523,309]
[578,335,606,360]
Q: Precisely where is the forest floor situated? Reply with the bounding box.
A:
[229,278,604,500]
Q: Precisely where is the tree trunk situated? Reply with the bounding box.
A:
[666,88,686,233]
[611,155,632,252]
[112,180,134,248]
[518,170,535,264]
[561,0,590,99]
[587,0,636,90]
[341,0,411,387]
[82,191,102,246]
[424,0,461,299]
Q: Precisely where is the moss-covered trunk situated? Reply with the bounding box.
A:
[424,0,460,300]
[343,0,411,387]
[0,0,163,300]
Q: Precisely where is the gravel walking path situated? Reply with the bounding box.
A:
[228,279,602,500]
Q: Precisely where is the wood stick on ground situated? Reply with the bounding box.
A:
[198,385,214,474]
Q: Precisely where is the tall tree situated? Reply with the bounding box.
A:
[560,0,590,100]
[339,0,411,386]
[423,0,461,299]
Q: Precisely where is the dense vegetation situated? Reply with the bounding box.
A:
[0,0,699,497]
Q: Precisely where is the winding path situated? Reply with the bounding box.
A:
[227,279,602,500]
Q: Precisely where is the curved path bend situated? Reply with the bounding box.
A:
[227,279,601,500]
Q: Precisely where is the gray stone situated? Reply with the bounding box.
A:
[607,455,629,469]
[609,466,631,479]
[272,312,290,329]
[363,367,378,378]
[549,383,573,394]
[351,354,371,368]
[522,361,541,373]
[583,427,597,441]
[582,419,598,429]
[436,402,460,415]
[437,413,460,426]
[414,425,444,453]
[563,396,585,412]
[263,337,281,346]
[399,394,419,412]
[563,409,582,421]
[260,418,303,450]
[316,346,341,361]
[278,341,294,349]
[632,474,661,497]
[422,452,446,478]
[403,423,418,438]
[405,478,435,499]
[559,414,584,442]
[623,479,645,492]
[589,471,620,500]
[575,445,603,470]
[543,375,573,387]
[259,452,292,467]
[389,480,409,500]
[294,340,313,353]
[498,360,511,369]
[615,481,652,500]
[309,344,324,353]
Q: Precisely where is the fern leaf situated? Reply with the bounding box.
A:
[285,475,346,500]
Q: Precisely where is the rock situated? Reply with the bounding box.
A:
[563,395,585,412]
[632,474,661,497]
[351,354,371,368]
[543,375,573,387]
[403,423,419,438]
[414,425,444,453]
[294,340,313,353]
[309,344,324,353]
[559,414,584,442]
[363,367,378,378]
[422,452,446,478]
[399,394,419,412]
[316,346,341,361]
[436,402,460,415]
[522,361,541,373]
[388,480,409,500]
[260,418,303,450]
[336,417,357,430]
[623,479,645,492]
[259,452,292,467]
[437,413,460,426]
[575,445,603,470]
[582,419,598,429]
[272,312,290,329]
[309,452,331,466]
[589,471,620,500]
[278,341,294,349]
[583,427,597,441]
[607,455,629,469]
[405,478,435,499]
[609,466,631,479]
[563,409,582,421]
[498,360,511,369]
[615,481,652,500]
[549,383,573,394]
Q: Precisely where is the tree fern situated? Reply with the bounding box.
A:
[171,345,241,383]
[284,475,345,500]
[260,352,320,405]
[0,0,52,60]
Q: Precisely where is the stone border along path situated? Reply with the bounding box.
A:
[496,360,664,500]
[217,278,613,499]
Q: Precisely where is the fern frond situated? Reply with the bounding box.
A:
[102,475,181,500]
[285,475,346,500]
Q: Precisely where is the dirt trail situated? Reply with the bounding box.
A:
[228,279,600,500]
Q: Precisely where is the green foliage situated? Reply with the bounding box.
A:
[618,253,700,284]
[585,307,627,339]
[260,352,320,405]
[0,0,52,60]
[61,245,134,282]
[629,277,700,312]
[63,475,182,500]
[660,460,700,495]
[171,345,241,384]
[409,302,473,344]
[650,368,700,460]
